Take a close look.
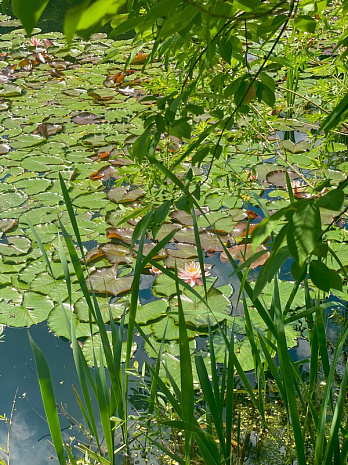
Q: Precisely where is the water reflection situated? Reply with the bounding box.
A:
[0,324,81,465]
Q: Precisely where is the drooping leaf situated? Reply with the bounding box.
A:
[12,0,50,35]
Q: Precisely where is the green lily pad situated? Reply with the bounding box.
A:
[0,83,23,97]
[48,302,99,339]
[82,332,137,367]
[0,292,53,327]
[0,236,31,256]
[0,192,27,211]
[144,338,196,359]
[125,299,168,325]
[170,286,230,327]
[74,297,128,322]
[151,316,196,341]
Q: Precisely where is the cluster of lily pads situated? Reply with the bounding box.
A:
[0,12,346,373]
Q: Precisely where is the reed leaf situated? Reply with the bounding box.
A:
[28,333,67,465]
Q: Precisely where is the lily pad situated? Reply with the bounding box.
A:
[87,265,133,295]
[0,236,31,256]
[107,186,146,203]
[266,170,299,188]
[0,218,17,232]
[101,243,132,265]
[82,332,137,367]
[71,111,102,125]
[48,302,99,339]
[220,244,270,269]
[151,315,196,341]
[125,299,168,325]
[0,292,53,327]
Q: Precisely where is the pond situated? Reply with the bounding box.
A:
[0,4,347,465]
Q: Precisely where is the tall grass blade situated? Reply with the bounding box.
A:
[94,347,114,463]
[175,266,194,464]
[59,173,85,258]
[272,276,305,465]
[315,324,348,464]
[28,333,67,465]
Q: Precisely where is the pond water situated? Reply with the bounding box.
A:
[0,325,80,465]
[0,4,346,465]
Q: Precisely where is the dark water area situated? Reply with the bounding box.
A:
[1,0,112,35]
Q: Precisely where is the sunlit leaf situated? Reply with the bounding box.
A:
[87,265,133,295]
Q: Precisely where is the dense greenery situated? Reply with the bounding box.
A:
[0,0,347,464]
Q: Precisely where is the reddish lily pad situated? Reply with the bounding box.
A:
[266,170,299,188]
[89,165,119,181]
[106,228,135,244]
[86,246,104,263]
[220,244,270,269]
[101,243,132,264]
[71,112,102,125]
[87,265,133,295]
[0,218,17,232]
[170,207,209,226]
[0,143,10,154]
[107,186,146,203]
[34,123,63,137]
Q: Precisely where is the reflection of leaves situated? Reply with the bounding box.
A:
[87,266,133,295]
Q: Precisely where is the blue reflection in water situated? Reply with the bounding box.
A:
[0,324,81,465]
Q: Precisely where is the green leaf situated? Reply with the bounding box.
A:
[287,200,321,266]
[219,38,232,64]
[309,260,342,292]
[158,4,199,39]
[169,119,192,140]
[28,333,67,465]
[76,0,127,31]
[64,0,92,44]
[12,0,50,35]
[294,14,317,32]
[320,93,348,134]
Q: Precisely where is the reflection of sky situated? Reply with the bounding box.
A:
[0,324,82,465]
[0,409,54,464]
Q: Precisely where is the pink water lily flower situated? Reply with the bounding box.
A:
[178,261,211,287]
[149,265,163,275]
[30,37,41,47]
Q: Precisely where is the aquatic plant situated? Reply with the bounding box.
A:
[1,0,347,464]
[177,261,210,287]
